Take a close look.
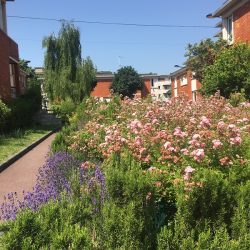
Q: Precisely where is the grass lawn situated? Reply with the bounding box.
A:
[0,127,55,164]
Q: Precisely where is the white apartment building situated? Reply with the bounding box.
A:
[150,75,171,101]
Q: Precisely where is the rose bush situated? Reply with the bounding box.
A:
[1,94,250,249]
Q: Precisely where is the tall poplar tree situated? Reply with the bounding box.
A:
[42,22,96,103]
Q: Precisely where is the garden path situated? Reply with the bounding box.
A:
[0,133,56,203]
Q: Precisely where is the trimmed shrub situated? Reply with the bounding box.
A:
[0,99,11,132]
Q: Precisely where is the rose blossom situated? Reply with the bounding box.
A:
[173,127,187,138]
[212,139,223,149]
[192,134,200,140]
[184,166,195,173]
[135,136,142,146]
[163,141,171,149]
[200,116,211,127]
[183,166,195,181]
[181,148,189,155]
[217,121,226,130]
[191,149,205,162]
[230,136,242,145]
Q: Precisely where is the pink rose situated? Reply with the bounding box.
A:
[163,141,171,149]
[230,136,242,145]
[200,116,211,127]
[184,166,195,173]
[212,139,223,149]
[191,149,205,162]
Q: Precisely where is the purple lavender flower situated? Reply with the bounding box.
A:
[0,152,108,221]
[0,152,79,220]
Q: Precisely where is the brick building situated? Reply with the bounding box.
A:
[170,67,202,102]
[171,0,250,101]
[208,0,250,44]
[91,72,154,101]
[0,0,20,101]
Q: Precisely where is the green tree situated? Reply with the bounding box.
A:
[42,22,96,103]
[185,38,227,82]
[72,57,97,103]
[201,43,250,99]
[111,66,142,98]
[18,59,42,110]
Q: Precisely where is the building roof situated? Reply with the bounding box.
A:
[169,67,187,77]
[96,72,114,80]
[210,0,249,17]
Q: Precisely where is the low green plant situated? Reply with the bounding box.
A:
[51,99,76,124]
[51,124,77,153]
[0,198,92,249]
[0,100,11,133]
[229,89,247,107]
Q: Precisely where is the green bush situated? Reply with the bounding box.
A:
[177,169,234,228]
[0,99,11,132]
[8,98,37,130]
[4,80,41,131]
[94,201,145,249]
[0,198,92,249]
[99,153,174,249]
[229,89,247,107]
[51,124,77,153]
[51,99,76,124]
[202,43,250,98]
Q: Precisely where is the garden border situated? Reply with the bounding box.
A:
[0,128,60,173]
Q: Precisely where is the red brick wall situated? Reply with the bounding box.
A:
[91,77,152,99]
[141,78,151,97]
[0,29,19,101]
[234,1,250,43]
[91,79,112,98]
[171,70,202,101]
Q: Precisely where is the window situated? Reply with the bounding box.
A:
[9,64,16,98]
[192,91,197,102]
[174,78,177,88]
[180,75,187,86]
[226,15,233,43]
[151,79,154,87]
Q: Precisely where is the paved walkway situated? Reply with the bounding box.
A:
[0,133,56,203]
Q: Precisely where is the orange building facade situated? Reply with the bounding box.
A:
[91,72,152,100]
[209,0,250,44]
[170,67,202,101]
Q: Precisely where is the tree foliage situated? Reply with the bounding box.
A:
[18,59,42,109]
[42,22,96,103]
[111,66,142,98]
[201,43,250,99]
[185,38,227,82]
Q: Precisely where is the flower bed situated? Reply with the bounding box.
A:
[1,95,250,249]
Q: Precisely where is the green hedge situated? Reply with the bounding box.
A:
[0,100,11,133]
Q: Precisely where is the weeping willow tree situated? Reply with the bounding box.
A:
[42,22,96,103]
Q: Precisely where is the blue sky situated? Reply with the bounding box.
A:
[6,0,225,74]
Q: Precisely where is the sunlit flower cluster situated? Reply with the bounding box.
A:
[69,95,250,173]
